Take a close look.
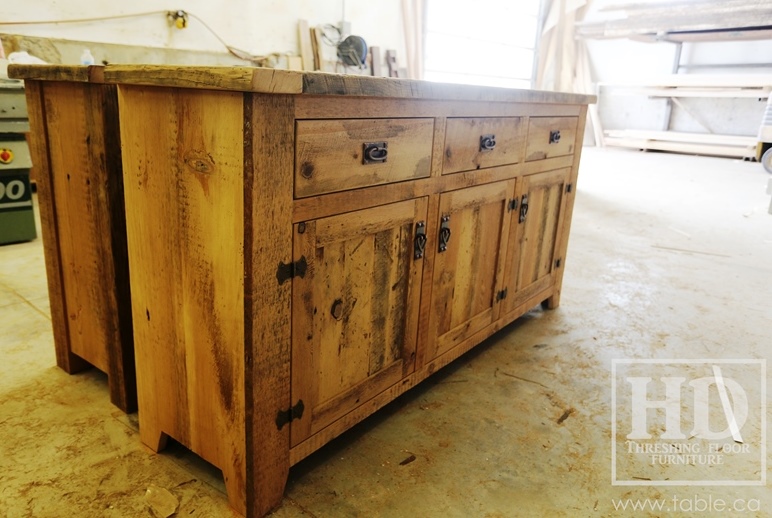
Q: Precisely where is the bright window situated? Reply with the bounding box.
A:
[424,0,542,89]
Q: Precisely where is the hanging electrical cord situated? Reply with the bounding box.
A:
[319,24,342,47]
[182,11,267,63]
[0,10,168,26]
[0,10,269,64]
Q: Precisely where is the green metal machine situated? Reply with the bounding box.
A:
[0,81,36,245]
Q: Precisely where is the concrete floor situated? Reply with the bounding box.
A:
[1,147,770,517]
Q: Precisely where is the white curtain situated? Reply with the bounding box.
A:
[401,0,425,79]
[536,0,602,144]
[536,0,593,92]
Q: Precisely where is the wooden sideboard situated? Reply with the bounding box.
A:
[11,64,594,517]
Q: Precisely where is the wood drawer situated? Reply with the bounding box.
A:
[442,117,526,174]
[295,118,433,198]
[525,116,577,161]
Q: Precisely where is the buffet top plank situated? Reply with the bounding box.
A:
[9,64,596,104]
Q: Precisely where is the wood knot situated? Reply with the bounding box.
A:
[184,150,215,174]
[331,299,344,320]
[300,162,315,179]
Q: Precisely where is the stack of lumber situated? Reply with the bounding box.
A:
[600,75,772,159]
[576,0,772,41]
[599,74,772,99]
[298,20,321,71]
[603,129,757,158]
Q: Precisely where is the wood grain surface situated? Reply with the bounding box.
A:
[504,169,569,314]
[525,117,578,162]
[119,86,247,513]
[443,117,526,174]
[426,181,513,360]
[243,93,296,518]
[24,81,90,376]
[29,81,136,411]
[9,64,596,104]
[8,64,103,83]
[295,118,433,197]
[291,199,426,446]
[29,67,595,517]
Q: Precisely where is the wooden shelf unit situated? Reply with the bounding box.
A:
[598,75,772,159]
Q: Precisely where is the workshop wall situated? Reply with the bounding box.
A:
[2,1,406,66]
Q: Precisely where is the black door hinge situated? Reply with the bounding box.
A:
[555,258,562,268]
[276,399,305,430]
[507,199,518,212]
[496,288,508,302]
[566,183,573,193]
[276,256,308,285]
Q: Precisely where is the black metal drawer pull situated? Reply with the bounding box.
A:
[363,142,388,164]
[519,194,529,223]
[549,130,561,144]
[414,221,427,260]
[438,215,451,252]
[480,134,496,151]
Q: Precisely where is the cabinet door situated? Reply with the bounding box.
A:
[502,168,570,314]
[291,198,428,446]
[426,181,513,360]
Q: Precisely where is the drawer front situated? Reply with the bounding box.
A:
[525,116,577,161]
[443,117,526,174]
[295,118,433,198]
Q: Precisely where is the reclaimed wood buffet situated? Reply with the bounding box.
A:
[12,64,594,517]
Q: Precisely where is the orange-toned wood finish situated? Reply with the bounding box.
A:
[244,94,296,518]
[291,198,427,446]
[119,86,247,514]
[23,78,136,413]
[12,64,593,518]
[426,181,513,361]
[503,168,570,314]
[294,118,433,197]
[525,116,578,161]
[442,117,526,174]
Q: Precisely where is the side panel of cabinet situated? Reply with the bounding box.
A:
[425,181,513,360]
[502,168,570,314]
[291,198,428,446]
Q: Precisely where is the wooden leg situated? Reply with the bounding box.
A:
[139,425,169,453]
[222,461,248,516]
[543,292,560,310]
[106,304,138,413]
[107,357,138,414]
[245,95,294,518]
[55,347,91,374]
[249,463,288,517]
[542,107,587,315]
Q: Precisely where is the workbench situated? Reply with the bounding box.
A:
[11,64,594,517]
